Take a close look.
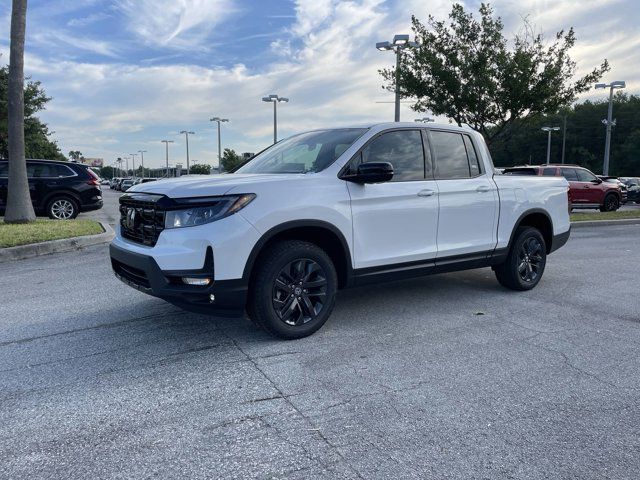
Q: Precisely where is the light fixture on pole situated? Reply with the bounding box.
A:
[138,150,147,177]
[541,127,560,164]
[595,80,625,175]
[210,117,229,173]
[376,34,420,122]
[161,140,174,177]
[179,131,195,174]
[414,117,435,123]
[262,94,289,144]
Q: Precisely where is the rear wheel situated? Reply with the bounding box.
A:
[494,226,547,291]
[247,240,337,339]
[46,196,79,219]
[600,193,620,212]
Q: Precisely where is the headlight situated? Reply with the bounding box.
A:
[165,194,256,229]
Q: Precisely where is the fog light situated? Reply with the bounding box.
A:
[209,294,215,303]
[182,277,211,286]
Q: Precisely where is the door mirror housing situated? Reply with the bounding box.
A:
[591,178,603,184]
[343,162,394,184]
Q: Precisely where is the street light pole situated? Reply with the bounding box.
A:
[595,81,625,175]
[129,153,138,179]
[210,117,229,172]
[138,150,146,177]
[541,127,560,164]
[179,131,195,174]
[376,35,420,122]
[262,94,289,144]
[161,140,174,177]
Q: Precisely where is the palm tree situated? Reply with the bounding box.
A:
[4,0,34,224]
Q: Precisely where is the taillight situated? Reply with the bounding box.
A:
[87,178,99,186]
[86,168,100,185]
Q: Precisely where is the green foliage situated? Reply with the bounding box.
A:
[189,163,211,175]
[0,66,65,160]
[68,150,83,161]
[381,3,609,144]
[221,148,243,172]
[99,165,115,179]
[490,93,640,176]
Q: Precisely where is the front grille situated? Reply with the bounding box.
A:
[111,259,151,289]
[119,194,166,247]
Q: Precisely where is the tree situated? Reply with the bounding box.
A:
[68,150,83,162]
[189,163,211,175]
[381,3,609,145]
[5,0,34,223]
[0,67,66,161]
[99,165,115,179]
[221,148,243,172]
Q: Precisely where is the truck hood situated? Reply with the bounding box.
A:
[128,173,305,198]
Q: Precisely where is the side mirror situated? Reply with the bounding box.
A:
[344,162,394,184]
[592,178,603,184]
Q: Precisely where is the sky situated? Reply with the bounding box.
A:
[0,0,638,170]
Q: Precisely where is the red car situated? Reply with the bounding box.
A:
[503,164,623,212]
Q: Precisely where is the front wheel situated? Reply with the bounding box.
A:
[600,194,620,212]
[247,240,338,339]
[494,226,547,291]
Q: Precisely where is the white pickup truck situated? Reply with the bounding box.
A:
[110,123,570,339]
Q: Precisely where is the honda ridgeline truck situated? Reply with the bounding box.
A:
[110,123,571,339]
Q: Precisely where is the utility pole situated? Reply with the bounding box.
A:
[262,95,288,144]
[161,140,174,177]
[138,150,147,177]
[180,131,195,174]
[210,117,228,172]
[595,81,626,175]
[376,35,420,122]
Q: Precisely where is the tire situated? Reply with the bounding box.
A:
[600,193,620,212]
[494,226,547,291]
[46,196,79,220]
[247,240,338,339]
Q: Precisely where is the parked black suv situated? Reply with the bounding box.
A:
[0,159,103,219]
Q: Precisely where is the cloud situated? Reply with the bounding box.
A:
[115,0,236,48]
[67,12,112,28]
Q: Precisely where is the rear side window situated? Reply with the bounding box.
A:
[561,168,579,181]
[360,130,425,182]
[26,163,75,177]
[542,168,557,176]
[431,131,471,179]
[463,135,482,176]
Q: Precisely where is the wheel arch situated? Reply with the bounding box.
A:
[509,209,554,254]
[243,220,353,289]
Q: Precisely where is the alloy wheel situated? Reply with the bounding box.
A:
[272,258,327,326]
[51,199,75,219]
[517,237,543,283]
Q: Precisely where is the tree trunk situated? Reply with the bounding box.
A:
[5,0,35,224]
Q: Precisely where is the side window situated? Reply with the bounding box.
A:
[463,135,482,176]
[51,164,75,177]
[576,169,597,182]
[542,168,557,176]
[431,131,470,179]
[0,163,7,178]
[27,163,54,178]
[360,130,425,182]
[561,168,579,182]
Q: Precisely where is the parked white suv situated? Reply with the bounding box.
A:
[110,123,570,339]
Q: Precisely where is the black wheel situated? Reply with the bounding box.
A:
[600,194,620,212]
[46,196,79,219]
[494,227,547,291]
[247,240,337,339]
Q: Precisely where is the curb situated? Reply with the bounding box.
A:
[571,218,640,228]
[0,222,115,263]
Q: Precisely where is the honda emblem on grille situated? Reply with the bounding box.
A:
[125,207,137,229]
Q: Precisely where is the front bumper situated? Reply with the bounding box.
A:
[110,243,247,317]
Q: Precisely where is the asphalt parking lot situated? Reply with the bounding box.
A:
[1,220,640,478]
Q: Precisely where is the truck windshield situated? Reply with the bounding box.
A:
[235,128,367,174]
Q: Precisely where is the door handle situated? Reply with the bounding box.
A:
[417,189,436,197]
[476,185,491,193]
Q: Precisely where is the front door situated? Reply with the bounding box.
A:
[347,129,439,269]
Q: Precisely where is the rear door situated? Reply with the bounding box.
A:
[560,168,585,204]
[347,129,439,268]
[431,130,498,258]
